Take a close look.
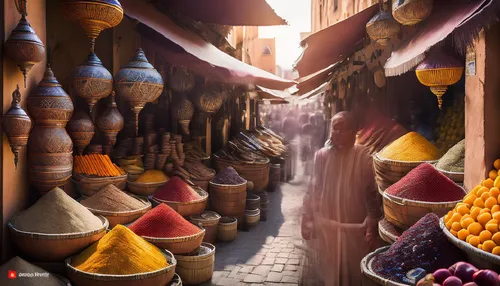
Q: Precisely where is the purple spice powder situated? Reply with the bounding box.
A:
[212,167,246,185]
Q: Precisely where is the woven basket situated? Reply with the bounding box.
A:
[84,196,152,228]
[378,218,401,245]
[209,181,247,218]
[190,169,216,191]
[392,0,433,26]
[9,216,108,262]
[127,179,167,197]
[217,217,237,242]
[65,249,176,286]
[382,191,465,229]
[245,209,261,227]
[361,246,407,286]
[440,218,500,271]
[152,188,208,217]
[175,243,216,285]
[434,166,464,184]
[246,193,261,210]
[72,174,128,197]
[189,211,221,244]
[170,273,182,286]
[142,226,205,255]
[214,157,270,192]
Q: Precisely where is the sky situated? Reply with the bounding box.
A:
[259,0,311,70]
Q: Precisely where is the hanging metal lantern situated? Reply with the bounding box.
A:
[415,51,463,109]
[96,91,124,147]
[169,66,195,93]
[67,110,95,155]
[4,0,45,88]
[392,0,433,26]
[60,0,123,52]
[70,52,113,117]
[115,49,164,136]
[367,1,401,45]
[2,85,32,169]
[171,96,194,135]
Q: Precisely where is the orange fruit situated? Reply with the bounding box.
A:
[471,185,483,196]
[493,212,500,221]
[471,208,481,221]
[486,222,499,234]
[457,204,470,216]
[452,222,462,232]
[461,217,475,229]
[480,208,492,215]
[484,179,495,189]
[468,222,484,236]
[486,197,498,209]
[483,240,497,252]
[492,232,500,245]
[458,229,469,240]
[470,236,481,247]
[494,159,500,170]
[480,230,493,243]
[479,244,483,250]
[450,229,458,237]
[464,194,478,206]
[481,192,492,202]
[474,198,485,208]
[478,187,490,197]
[466,234,474,243]
[478,212,493,226]
[492,246,500,255]
[490,170,498,180]
[451,213,463,223]
[495,176,500,188]
[490,188,500,199]
[492,204,500,214]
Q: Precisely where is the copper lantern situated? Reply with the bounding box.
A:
[4,0,45,87]
[67,110,95,155]
[392,0,433,26]
[96,91,124,149]
[115,49,164,136]
[2,85,32,168]
[171,96,194,135]
[366,1,401,45]
[415,51,463,109]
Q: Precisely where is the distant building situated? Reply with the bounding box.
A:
[311,0,376,33]
[229,27,276,74]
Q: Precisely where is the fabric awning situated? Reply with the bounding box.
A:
[257,86,291,100]
[295,63,337,95]
[294,4,378,77]
[120,0,294,90]
[154,0,287,26]
[299,81,329,100]
[385,0,495,76]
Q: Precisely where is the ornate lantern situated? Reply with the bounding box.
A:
[2,85,32,168]
[366,0,400,45]
[115,49,164,136]
[415,51,463,109]
[4,0,45,87]
[171,96,194,135]
[60,0,123,52]
[96,91,124,148]
[169,66,195,93]
[191,84,224,115]
[374,64,387,88]
[70,52,113,117]
[392,0,433,26]
[67,110,95,155]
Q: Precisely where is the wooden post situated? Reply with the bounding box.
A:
[245,95,251,130]
[206,117,212,156]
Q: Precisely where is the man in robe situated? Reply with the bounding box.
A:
[301,111,382,286]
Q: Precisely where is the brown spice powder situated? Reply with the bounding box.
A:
[81,185,147,212]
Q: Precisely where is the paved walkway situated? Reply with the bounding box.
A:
[207,175,307,286]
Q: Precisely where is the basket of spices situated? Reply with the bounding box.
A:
[151,177,208,217]
[183,159,216,191]
[374,132,441,191]
[127,170,168,197]
[245,209,261,228]
[214,157,270,192]
[80,185,152,228]
[174,243,216,285]
[246,193,261,210]
[72,154,128,197]
[382,163,465,229]
[189,211,221,244]
[9,187,108,262]
[129,204,205,254]
[435,139,464,184]
[0,256,70,286]
[363,213,465,285]
[209,167,248,221]
[378,218,402,245]
[217,217,237,242]
[66,225,176,286]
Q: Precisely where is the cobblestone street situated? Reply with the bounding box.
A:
[207,174,307,286]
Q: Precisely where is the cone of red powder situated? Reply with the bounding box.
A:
[153,176,202,202]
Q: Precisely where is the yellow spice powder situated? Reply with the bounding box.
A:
[135,170,169,183]
[71,225,168,275]
[379,131,441,161]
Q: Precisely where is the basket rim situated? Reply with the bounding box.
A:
[73,173,128,182]
[208,180,248,188]
[175,242,216,260]
[434,166,465,176]
[65,248,176,280]
[361,246,407,286]
[219,217,238,224]
[214,156,270,165]
[383,191,465,207]
[189,211,221,223]
[188,168,216,181]
[374,152,439,165]
[141,226,206,242]
[127,179,168,187]
[8,215,109,239]
[152,188,209,206]
[83,196,152,217]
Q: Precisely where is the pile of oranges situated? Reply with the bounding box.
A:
[445,159,500,255]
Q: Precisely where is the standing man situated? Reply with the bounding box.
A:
[301,112,381,286]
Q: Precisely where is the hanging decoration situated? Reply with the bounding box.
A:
[374,63,387,88]
[70,52,113,118]
[392,0,433,26]
[4,0,45,87]
[28,66,74,195]
[96,91,124,149]
[171,95,194,135]
[60,0,123,52]
[2,85,32,169]
[191,83,224,115]
[67,110,95,155]
[415,51,464,109]
[115,49,164,136]
[169,66,196,93]
[366,0,401,45]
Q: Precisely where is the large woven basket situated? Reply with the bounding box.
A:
[382,191,465,230]
[9,216,108,262]
[175,242,216,285]
[127,179,167,197]
[152,188,208,217]
[373,153,438,191]
[209,181,247,218]
[84,196,152,228]
[361,246,407,286]
[72,174,128,197]
[142,226,205,255]
[378,218,401,245]
[440,218,500,271]
[214,157,270,192]
[65,249,176,286]
[189,211,221,244]
[217,217,237,242]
